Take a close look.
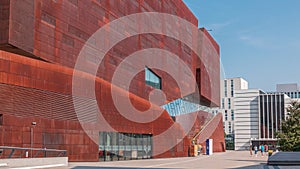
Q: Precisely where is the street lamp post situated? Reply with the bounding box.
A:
[31,121,36,158]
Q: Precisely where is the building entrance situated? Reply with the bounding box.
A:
[99,132,152,161]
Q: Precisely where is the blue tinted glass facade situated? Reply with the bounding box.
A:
[161,98,211,116]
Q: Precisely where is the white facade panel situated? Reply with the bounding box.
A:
[234,89,260,150]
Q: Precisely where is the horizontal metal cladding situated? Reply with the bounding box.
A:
[0,50,175,130]
[0,83,77,121]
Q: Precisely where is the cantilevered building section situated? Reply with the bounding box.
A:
[0,0,223,161]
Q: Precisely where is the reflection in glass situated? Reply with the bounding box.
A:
[145,67,161,89]
[99,132,152,161]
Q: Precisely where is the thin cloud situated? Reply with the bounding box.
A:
[238,32,266,48]
[202,20,237,36]
[208,21,233,30]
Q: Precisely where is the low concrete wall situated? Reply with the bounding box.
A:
[0,157,68,168]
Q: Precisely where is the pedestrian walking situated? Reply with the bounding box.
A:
[249,145,253,156]
[260,144,265,157]
[264,144,268,156]
[254,145,258,157]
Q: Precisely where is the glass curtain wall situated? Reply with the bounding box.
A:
[99,132,152,161]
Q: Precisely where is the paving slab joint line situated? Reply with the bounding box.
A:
[145,155,211,168]
[11,164,66,169]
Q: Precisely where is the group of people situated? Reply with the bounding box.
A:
[250,144,269,157]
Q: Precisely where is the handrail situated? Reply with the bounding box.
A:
[192,113,220,141]
[0,146,66,152]
[0,146,67,158]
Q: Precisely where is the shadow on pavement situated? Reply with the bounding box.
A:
[232,159,267,163]
[227,163,268,169]
[71,167,177,169]
[228,164,300,169]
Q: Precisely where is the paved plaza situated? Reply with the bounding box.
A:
[48,151,300,169]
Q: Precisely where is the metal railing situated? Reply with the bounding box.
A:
[0,146,67,158]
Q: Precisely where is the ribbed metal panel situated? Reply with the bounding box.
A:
[0,83,78,121]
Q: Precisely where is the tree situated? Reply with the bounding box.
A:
[276,101,300,151]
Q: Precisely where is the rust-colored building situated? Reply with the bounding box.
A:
[0,0,224,161]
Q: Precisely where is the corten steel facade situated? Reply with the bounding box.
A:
[0,0,223,161]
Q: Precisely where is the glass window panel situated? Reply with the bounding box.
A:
[145,67,161,89]
[222,98,225,109]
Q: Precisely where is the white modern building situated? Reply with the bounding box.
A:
[220,78,248,136]
[276,83,300,99]
[217,79,292,150]
[234,90,290,150]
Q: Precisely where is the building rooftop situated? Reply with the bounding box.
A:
[276,83,300,92]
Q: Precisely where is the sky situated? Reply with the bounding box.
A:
[183,0,300,92]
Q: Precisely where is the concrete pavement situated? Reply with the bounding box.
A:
[16,151,300,169]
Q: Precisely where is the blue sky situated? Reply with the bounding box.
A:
[183,0,300,91]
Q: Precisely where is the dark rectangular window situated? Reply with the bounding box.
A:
[222,98,225,109]
[272,95,276,138]
[281,95,285,124]
[230,80,234,97]
[196,68,201,90]
[224,80,227,97]
[264,95,268,138]
[276,95,281,132]
[0,114,2,125]
[268,95,272,138]
[145,67,161,89]
[260,96,264,138]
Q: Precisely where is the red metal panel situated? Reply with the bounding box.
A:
[0,0,9,44]
[0,0,221,162]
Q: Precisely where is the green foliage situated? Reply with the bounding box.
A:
[276,101,300,151]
